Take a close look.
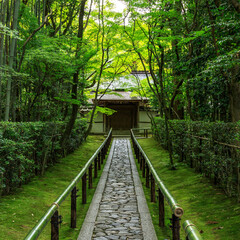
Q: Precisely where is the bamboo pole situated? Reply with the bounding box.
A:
[4,0,20,121]
[183,220,203,240]
[130,130,184,218]
[25,129,112,240]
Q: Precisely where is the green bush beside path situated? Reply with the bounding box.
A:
[0,120,87,195]
[137,137,240,240]
[0,135,105,240]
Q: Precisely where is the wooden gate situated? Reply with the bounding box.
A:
[106,104,137,131]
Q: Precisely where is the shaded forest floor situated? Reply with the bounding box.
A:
[137,137,240,240]
[0,136,106,240]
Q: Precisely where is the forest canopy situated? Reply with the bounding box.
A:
[0,0,239,134]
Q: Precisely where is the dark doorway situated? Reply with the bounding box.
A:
[106,104,137,132]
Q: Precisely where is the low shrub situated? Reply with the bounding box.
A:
[0,119,87,195]
[152,118,240,199]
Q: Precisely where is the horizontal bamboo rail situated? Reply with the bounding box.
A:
[131,127,151,130]
[183,220,203,240]
[131,129,183,217]
[188,134,240,150]
[25,129,112,240]
[130,129,183,240]
[132,127,151,138]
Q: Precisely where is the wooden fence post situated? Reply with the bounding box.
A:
[82,173,87,204]
[171,214,180,240]
[158,189,164,227]
[71,187,77,228]
[51,210,59,240]
[151,174,156,202]
[137,148,140,163]
[142,157,145,178]
[94,158,98,178]
[101,148,104,164]
[89,164,92,189]
[98,153,101,170]
[140,153,143,170]
[146,164,150,188]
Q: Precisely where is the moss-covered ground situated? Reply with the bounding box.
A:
[0,135,106,240]
[136,137,240,240]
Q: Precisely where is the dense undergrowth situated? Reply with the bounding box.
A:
[0,135,105,240]
[153,118,240,200]
[136,137,240,240]
[0,119,87,195]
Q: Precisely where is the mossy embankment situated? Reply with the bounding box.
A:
[137,137,240,240]
[0,135,106,240]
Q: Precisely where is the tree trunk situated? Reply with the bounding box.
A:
[4,0,20,121]
[159,50,175,169]
[230,0,240,13]
[229,63,240,122]
[42,0,46,24]
[85,0,106,137]
[0,0,7,120]
[61,0,87,147]
[170,1,184,120]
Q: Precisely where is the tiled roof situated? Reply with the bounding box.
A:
[97,91,147,101]
[100,72,151,90]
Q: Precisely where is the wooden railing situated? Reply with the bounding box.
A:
[130,129,203,240]
[25,129,112,240]
[132,127,151,138]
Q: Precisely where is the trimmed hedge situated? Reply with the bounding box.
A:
[153,118,240,199]
[0,119,87,195]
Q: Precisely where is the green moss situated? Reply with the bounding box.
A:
[0,136,106,240]
[136,137,240,240]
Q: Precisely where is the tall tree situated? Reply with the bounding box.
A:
[61,0,87,147]
[4,0,20,121]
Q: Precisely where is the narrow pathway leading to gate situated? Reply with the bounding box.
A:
[78,138,157,240]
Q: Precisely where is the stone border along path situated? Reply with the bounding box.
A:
[78,138,157,240]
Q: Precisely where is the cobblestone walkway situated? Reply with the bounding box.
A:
[78,138,157,240]
[92,139,142,240]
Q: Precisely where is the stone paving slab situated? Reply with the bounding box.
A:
[77,138,157,240]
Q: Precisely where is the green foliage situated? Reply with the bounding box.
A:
[152,117,240,199]
[138,137,240,240]
[0,22,21,39]
[0,136,105,240]
[95,106,116,116]
[124,0,240,122]
[0,119,87,195]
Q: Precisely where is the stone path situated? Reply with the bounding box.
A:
[78,139,157,240]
